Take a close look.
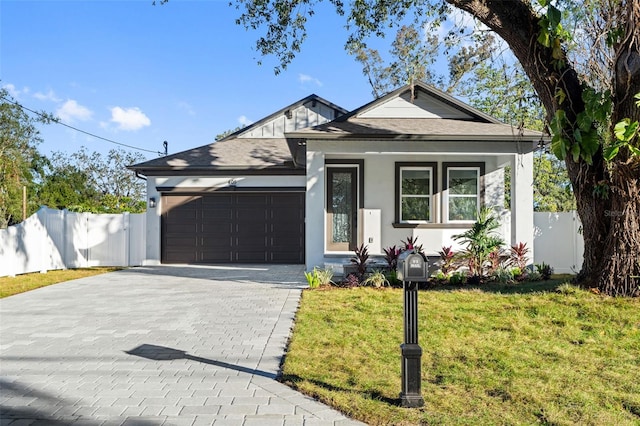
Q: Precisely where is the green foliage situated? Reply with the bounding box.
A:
[304,267,334,288]
[537,1,570,68]
[0,88,53,227]
[362,269,389,288]
[384,269,402,287]
[349,25,440,98]
[453,207,504,277]
[36,164,100,211]
[604,117,640,160]
[550,86,613,165]
[215,125,247,141]
[0,267,119,298]
[457,60,545,131]
[44,148,147,213]
[448,271,467,285]
[536,262,554,280]
[533,153,576,211]
[492,267,515,284]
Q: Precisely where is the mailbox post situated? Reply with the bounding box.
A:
[396,250,427,408]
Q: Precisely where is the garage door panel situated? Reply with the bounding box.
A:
[236,222,267,234]
[237,209,267,221]
[165,223,199,234]
[199,250,233,262]
[270,222,303,233]
[202,210,233,220]
[202,222,233,232]
[235,251,268,262]
[162,192,304,264]
[270,252,304,263]
[166,210,198,222]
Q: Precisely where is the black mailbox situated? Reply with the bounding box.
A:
[396,249,427,407]
[397,251,428,282]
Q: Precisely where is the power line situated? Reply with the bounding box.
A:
[1,96,164,155]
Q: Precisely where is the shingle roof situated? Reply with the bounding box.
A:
[128,138,297,174]
[289,117,542,140]
[129,93,346,175]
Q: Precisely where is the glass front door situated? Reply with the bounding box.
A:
[326,167,358,251]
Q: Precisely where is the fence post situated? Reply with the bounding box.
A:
[123,212,130,267]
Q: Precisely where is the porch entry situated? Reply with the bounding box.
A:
[326,166,358,251]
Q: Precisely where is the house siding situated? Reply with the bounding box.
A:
[359,91,473,119]
[241,103,337,138]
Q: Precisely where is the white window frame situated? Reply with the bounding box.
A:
[445,166,481,223]
[399,166,434,223]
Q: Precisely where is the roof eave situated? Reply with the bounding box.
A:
[128,165,305,176]
[285,132,547,142]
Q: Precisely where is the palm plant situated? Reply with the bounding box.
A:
[452,207,504,279]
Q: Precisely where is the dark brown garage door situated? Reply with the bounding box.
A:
[161,192,305,264]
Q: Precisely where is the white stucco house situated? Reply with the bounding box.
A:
[129,82,538,272]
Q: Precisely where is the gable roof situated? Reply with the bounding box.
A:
[287,82,544,141]
[129,94,347,175]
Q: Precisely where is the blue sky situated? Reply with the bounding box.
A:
[1,0,378,161]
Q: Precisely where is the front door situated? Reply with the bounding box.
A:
[326,167,358,251]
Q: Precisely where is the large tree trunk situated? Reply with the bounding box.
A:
[600,0,640,296]
[449,0,640,296]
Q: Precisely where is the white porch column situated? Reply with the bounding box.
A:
[144,178,162,265]
[510,152,535,264]
[305,146,325,271]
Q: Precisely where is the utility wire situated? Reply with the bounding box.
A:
[1,96,164,155]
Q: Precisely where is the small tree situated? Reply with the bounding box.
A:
[0,88,53,227]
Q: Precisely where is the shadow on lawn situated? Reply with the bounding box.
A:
[280,374,400,407]
[420,278,573,295]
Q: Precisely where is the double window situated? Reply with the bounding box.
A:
[395,162,483,225]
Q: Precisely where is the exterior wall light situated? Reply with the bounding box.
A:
[149,197,156,208]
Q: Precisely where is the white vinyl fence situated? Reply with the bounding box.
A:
[0,207,145,277]
[534,211,584,274]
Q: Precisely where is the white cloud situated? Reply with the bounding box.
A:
[33,89,61,102]
[110,106,151,131]
[56,99,93,122]
[2,83,29,99]
[298,73,323,87]
[237,115,253,126]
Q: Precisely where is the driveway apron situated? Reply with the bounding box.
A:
[0,265,365,426]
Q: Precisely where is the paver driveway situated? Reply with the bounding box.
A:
[0,265,365,426]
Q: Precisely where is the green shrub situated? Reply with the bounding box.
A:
[384,269,402,287]
[535,262,554,280]
[449,271,467,285]
[492,267,515,284]
[362,270,389,288]
[304,267,334,288]
[527,270,542,281]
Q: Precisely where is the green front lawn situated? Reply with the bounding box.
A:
[281,281,640,425]
[0,267,120,298]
